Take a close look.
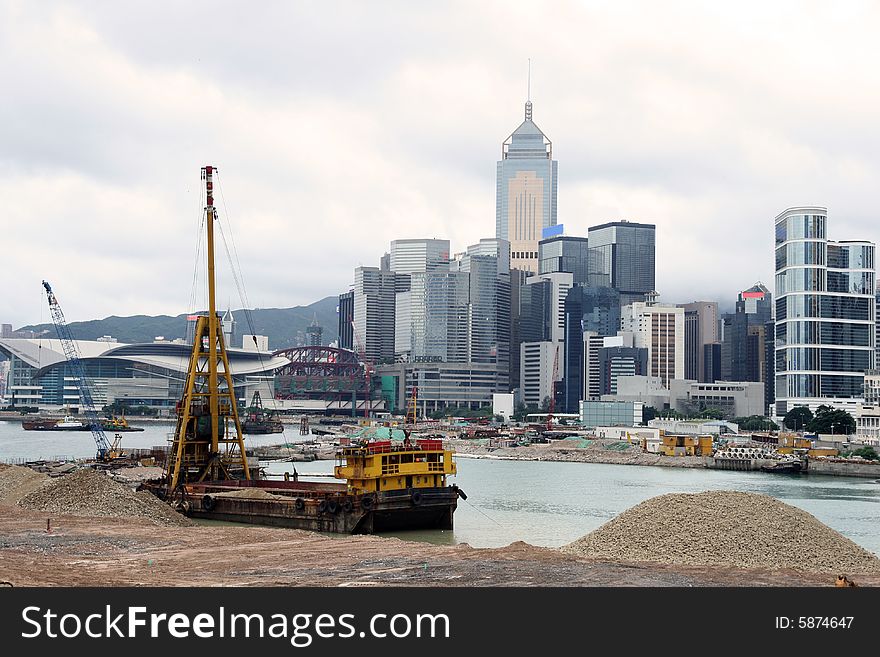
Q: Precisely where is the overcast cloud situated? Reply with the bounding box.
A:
[3,0,880,327]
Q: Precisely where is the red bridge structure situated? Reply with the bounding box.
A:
[272,346,379,415]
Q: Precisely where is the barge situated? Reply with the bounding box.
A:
[141,165,463,533]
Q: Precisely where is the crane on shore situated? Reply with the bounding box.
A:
[41,280,123,461]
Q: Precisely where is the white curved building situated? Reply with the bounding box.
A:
[774,207,876,415]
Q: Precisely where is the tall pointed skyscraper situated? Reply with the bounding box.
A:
[496,94,558,274]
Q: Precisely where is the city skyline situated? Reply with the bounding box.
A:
[4,2,880,328]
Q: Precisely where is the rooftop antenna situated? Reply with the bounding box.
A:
[525,58,533,121]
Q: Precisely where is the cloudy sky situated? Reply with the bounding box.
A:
[3,0,880,328]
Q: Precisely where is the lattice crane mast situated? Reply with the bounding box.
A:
[41,280,114,460]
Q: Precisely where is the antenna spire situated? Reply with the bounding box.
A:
[525,58,533,121]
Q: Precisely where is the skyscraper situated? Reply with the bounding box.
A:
[720,283,772,384]
[774,207,876,414]
[496,99,558,274]
[389,239,450,274]
[337,290,354,350]
[561,285,621,412]
[587,221,656,306]
[353,266,397,363]
[620,297,685,388]
[538,234,592,285]
[679,301,719,382]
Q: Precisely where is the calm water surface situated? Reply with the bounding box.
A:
[3,419,878,554]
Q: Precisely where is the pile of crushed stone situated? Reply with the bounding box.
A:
[561,491,880,575]
[18,468,191,527]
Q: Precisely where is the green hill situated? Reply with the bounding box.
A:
[17,296,339,351]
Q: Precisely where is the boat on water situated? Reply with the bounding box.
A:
[760,459,805,474]
[241,391,283,434]
[140,165,464,534]
[21,415,144,432]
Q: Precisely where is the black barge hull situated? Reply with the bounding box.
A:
[148,480,458,534]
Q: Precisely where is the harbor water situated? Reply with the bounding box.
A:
[2,419,878,555]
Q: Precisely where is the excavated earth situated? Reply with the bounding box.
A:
[1,465,878,587]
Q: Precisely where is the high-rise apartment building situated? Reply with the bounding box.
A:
[620,296,685,388]
[496,100,558,274]
[587,221,656,306]
[774,207,876,414]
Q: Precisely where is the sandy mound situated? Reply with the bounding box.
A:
[0,463,50,505]
[562,490,880,575]
[18,468,191,527]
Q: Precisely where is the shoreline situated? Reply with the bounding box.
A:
[1,504,876,587]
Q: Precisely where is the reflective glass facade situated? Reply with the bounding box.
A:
[774,207,876,413]
[538,235,594,285]
[587,221,656,305]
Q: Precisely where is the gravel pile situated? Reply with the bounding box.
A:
[0,464,50,505]
[562,491,880,575]
[18,468,192,527]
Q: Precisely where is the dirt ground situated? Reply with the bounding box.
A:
[1,505,875,587]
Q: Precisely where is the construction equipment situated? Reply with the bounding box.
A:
[165,165,250,491]
[41,280,123,461]
[406,384,418,427]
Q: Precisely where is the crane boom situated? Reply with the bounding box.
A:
[42,280,112,459]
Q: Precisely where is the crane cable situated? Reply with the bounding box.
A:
[214,173,291,457]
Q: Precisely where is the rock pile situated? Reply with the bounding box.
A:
[562,490,880,574]
[0,464,49,505]
[18,468,191,527]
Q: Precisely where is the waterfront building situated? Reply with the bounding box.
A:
[0,337,287,410]
[580,399,644,428]
[611,375,765,418]
[496,98,558,274]
[774,207,876,414]
[620,295,685,388]
[587,221,656,306]
[679,301,719,382]
[376,362,509,414]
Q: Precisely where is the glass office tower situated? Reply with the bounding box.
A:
[774,207,876,414]
[587,221,656,306]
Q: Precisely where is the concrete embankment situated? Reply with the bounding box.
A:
[807,459,880,478]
